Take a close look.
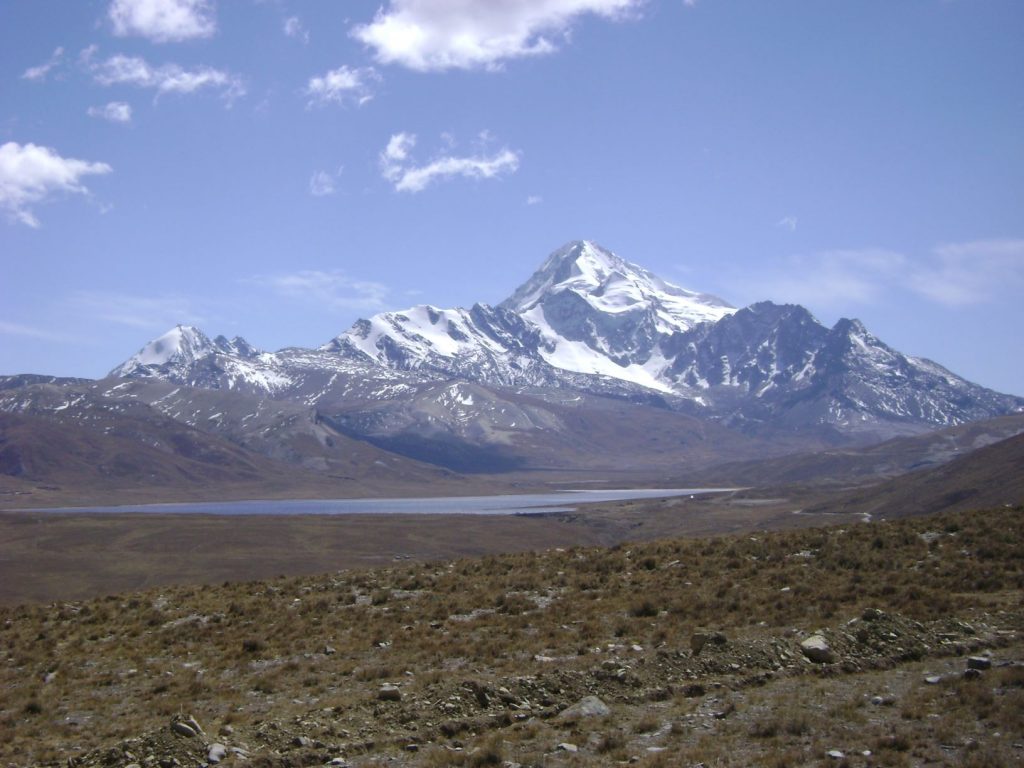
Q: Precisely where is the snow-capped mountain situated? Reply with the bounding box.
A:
[107,240,1024,442]
[325,240,735,393]
[322,303,557,387]
[499,240,734,391]
[109,324,438,404]
[659,302,1021,435]
[110,325,288,393]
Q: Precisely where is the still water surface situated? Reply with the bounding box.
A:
[25,488,733,516]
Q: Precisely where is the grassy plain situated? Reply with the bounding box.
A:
[0,505,1020,767]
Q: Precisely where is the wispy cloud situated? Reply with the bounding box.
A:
[353,0,643,72]
[305,65,378,108]
[283,16,309,43]
[250,271,390,312]
[309,168,342,197]
[734,239,1024,310]
[0,142,112,228]
[910,239,1024,306]
[91,54,245,102]
[380,132,520,193]
[108,0,216,43]
[22,47,64,81]
[87,101,133,124]
[775,215,798,232]
[0,320,74,343]
[748,249,905,307]
[526,195,543,206]
[68,292,206,329]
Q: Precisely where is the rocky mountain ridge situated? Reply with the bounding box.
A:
[108,241,1024,443]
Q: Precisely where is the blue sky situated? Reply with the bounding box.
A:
[1,0,1022,395]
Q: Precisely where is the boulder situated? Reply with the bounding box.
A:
[800,635,836,664]
[557,695,611,721]
[207,744,227,764]
[378,684,402,702]
[690,631,727,656]
[170,721,198,738]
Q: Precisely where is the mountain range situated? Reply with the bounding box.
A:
[2,240,1022,503]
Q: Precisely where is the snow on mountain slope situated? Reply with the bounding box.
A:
[501,240,733,389]
[321,299,588,390]
[110,325,292,394]
[326,240,734,391]
[106,240,1024,440]
[502,240,734,330]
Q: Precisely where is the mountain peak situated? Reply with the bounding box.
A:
[500,240,630,311]
[109,325,225,378]
[135,326,213,366]
[500,240,734,332]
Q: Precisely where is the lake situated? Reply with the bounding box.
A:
[21,488,733,516]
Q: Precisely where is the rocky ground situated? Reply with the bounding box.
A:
[1,507,1021,767]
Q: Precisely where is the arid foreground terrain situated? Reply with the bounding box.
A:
[1,505,1021,767]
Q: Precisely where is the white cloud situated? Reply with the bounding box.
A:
[380,132,520,193]
[748,249,904,307]
[909,239,1024,306]
[309,168,342,197]
[108,0,216,43]
[305,66,378,108]
[526,195,543,205]
[252,271,389,312]
[92,54,244,102]
[79,44,99,66]
[69,291,206,329]
[283,16,309,43]
[352,0,643,71]
[733,239,1024,311]
[22,47,64,81]
[775,215,797,232]
[87,101,134,124]
[0,142,112,228]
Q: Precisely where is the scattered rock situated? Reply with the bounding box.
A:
[827,749,845,759]
[967,656,991,670]
[293,735,314,748]
[323,645,336,655]
[924,675,943,685]
[800,635,836,664]
[964,668,982,680]
[862,608,885,621]
[378,684,402,702]
[170,721,198,739]
[207,743,227,764]
[557,695,611,720]
[466,681,490,708]
[556,743,579,753]
[690,631,727,656]
[712,702,736,719]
